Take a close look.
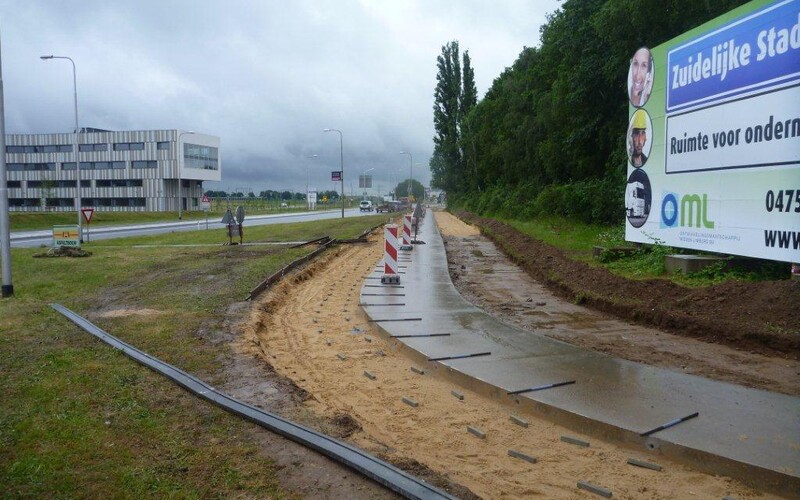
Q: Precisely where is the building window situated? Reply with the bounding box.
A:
[81,180,91,188]
[28,180,78,188]
[7,162,56,171]
[9,198,40,207]
[157,141,171,150]
[7,181,21,188]
[62,162,76,170]
[80,161,123,170]
[96,179,143,188]
[183,144,219,171]
[44,198,76,208]
[79,143,109,152]
[113,142,145,151]
[5,145,73,153]
[132,160,157,169]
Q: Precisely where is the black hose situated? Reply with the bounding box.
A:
[51,303,457,500]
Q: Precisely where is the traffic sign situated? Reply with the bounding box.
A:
[201,194,211,210]
[81,207,94,223]
[331,170,342,181]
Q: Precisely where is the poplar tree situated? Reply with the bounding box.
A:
[431,41,477,193]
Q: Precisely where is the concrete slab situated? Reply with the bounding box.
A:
[360,211,800,496]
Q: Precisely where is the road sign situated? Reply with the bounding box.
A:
[221,208,234,225]
[80,207,94,223]
[331,170,342,181]
[201,194,211,210]
[52,225,80,248]
[235,206,245,224]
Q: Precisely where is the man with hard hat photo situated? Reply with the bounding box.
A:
[628,109,650,168]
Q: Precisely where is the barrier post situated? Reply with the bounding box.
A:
[382,224,400,284]
[400,214,413,251]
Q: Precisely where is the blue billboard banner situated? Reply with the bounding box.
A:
[666,0,800,112]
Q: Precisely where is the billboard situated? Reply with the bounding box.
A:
[359,174,373,189]
[625,0,800,263]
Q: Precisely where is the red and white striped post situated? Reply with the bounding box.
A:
[381,224,400,284]
[400,214,413,250]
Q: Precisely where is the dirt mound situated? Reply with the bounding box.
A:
[456,211,800,357]
[33,246,92,258]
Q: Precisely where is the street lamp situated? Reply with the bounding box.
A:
[306,154,318,198]
[400,151,412,203]
[177,131,195,220]
[1,39,13,297]
[40,55,82,240]
[323,128,344,218]
[361,167,374,199]
[306,154,318,210]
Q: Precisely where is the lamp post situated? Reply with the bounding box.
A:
[40,55,82,240]
[1,38,13,297]
[306,154,318,202]
[400,151,412,203]
[177,131,195,220]
[324,128,344,218]
[361,167,374,199]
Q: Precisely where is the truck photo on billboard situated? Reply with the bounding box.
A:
[625,0,800,263]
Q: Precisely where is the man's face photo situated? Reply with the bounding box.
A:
[631,127,647,158]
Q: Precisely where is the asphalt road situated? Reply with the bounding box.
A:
[11,208,375,248]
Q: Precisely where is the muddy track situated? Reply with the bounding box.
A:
[455,211,800,358]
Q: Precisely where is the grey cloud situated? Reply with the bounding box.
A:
[1,0,560,193]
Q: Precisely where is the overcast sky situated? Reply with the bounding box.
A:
[1,0,560,195]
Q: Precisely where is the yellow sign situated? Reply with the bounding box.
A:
[52,225,80,248]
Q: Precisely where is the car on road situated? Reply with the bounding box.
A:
[359,200,373,212]
[376,201,403,213]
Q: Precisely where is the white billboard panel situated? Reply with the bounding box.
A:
[625,0,800,263]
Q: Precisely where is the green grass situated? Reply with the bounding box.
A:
[498,215,787,286]
[0,214,386,497]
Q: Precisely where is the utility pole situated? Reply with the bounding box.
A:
[0,33,13,297]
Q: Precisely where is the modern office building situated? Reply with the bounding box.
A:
[4,129,220,212]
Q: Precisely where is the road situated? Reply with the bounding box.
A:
[11,208,374,248]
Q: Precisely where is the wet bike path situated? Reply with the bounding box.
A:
[360,210,799,496]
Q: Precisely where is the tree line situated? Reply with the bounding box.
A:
[205,189,341,201]
[431,0,748,224]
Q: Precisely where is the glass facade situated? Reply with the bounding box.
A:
[183,143,219,170]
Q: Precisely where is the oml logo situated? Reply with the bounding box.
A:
[660,192,715,229]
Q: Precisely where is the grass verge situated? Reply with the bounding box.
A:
[498,215,788,286]
[0,214,388,497]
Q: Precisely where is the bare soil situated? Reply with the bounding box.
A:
[438,211,800,397]
[238,226,781,499]
[453,211,800,359]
